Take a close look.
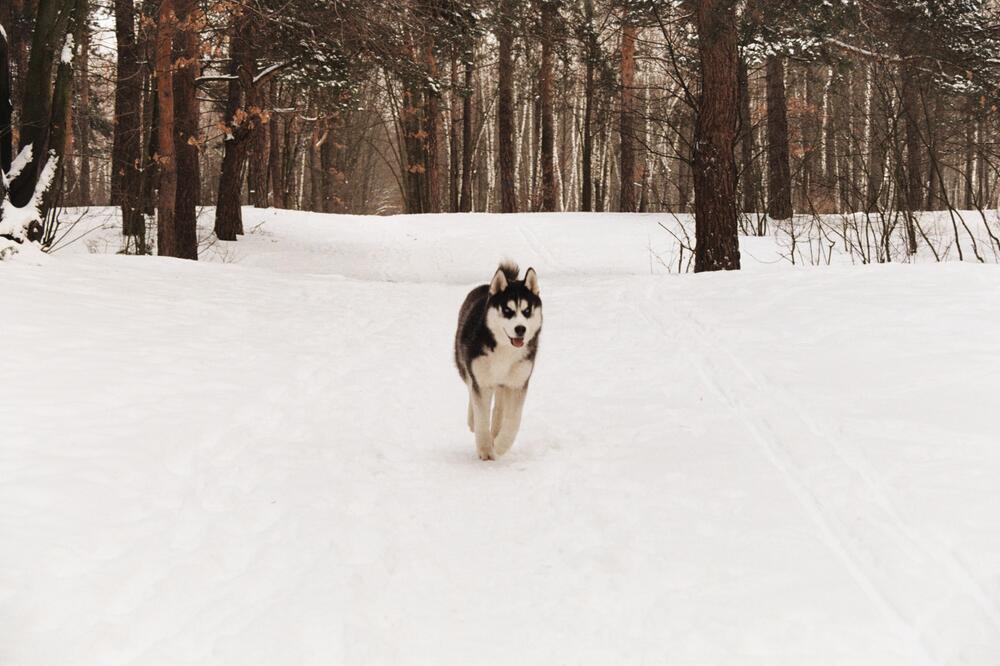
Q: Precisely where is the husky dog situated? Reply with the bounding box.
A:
[455,262,542,460]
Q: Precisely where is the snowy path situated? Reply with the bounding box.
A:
[3,210,1000,665]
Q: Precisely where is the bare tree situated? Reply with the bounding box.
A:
[172,0,199,258]
[154,0,178,256]
[497,0,518,212]
[691,0,740,271]
[538,0,559,212]
[765,55,792,220]
[619,13,638,212]
[215,6,254,240]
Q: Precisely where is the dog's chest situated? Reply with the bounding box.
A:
[471,345,533,389]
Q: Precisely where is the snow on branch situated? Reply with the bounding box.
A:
[2,145,32,187]
[61,33,75,65]
[196,74,238,83]
[253,62,291,85]
[195,61,291,87]
[825,38,920,64]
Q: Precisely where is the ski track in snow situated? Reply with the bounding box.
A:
[3,208,1000,665]
[653,291,1000,665]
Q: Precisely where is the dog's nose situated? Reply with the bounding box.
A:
[514,325,526,336]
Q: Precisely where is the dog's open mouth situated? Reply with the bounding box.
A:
[509,336,525,348]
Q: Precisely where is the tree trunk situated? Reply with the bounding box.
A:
[866,66,888,213]
[155,0,177,257]
[619,20,638,212]
[832,70,852,213]
[801,65,823,209]
[269,82,284,208]
[964,101,974,209]
[822,68,838,212]
[497,0,517,212]
[398,20,440,215]
[539,0,558,212]
[320,124,335,212]
[692,0,740,272]
[460,53,473,212]
[676,109,693,212]
[738,55,758,214]
[269,114,284,208]
[765,55,792,221]
[215,8,252,239]
[308,115,323,212]
[281,113,296,209]
[172,0,198,258]
[848,65,866,212]
[1,21,12,176]
[215,133,246,239]
[1,11,16,218]
[247,80,269,208]
[924,90,941,211]
[597,122,610,212]
[7,0,33,131]
[61,56,76,203]
[900,63,921,254]
[140,62,158,217]
[976,111,986,206]
[581,0,595,212]
[400,82,423,213]
[75,0,91,205]
[424,37,441,213]
[530,72,541,209]
[43,6,77,217]
[113,0,144,235]
[449,53,460,212]
[136,0,157,217]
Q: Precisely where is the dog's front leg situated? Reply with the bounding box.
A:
[493,387,526,457]
[491,389,505,438]
[470,386,495,460]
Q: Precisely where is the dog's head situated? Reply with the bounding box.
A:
[486,265,542,349]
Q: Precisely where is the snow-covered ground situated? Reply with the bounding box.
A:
[3,208,1000,665]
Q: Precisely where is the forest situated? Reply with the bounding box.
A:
[3,0,1000,269]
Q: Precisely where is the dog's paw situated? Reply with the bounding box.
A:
[493,434,515,457]
[476,443,496,461]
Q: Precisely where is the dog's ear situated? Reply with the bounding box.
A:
[489,267,508,295]
[524,267,540,295]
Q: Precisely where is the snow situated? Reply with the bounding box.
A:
[1,148,56,242]
[3,208,1000,665]
[2,145,33,187]
[61,33,74,64]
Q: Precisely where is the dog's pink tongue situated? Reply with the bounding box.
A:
[511,337,524,348]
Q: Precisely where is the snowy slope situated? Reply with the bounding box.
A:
[3,209,1000,665]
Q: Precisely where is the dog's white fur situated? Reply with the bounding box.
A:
[465,267,542,460]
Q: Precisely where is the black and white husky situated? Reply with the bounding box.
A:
[455,262,542,460]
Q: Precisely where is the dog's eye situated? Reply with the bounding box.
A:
[501,306,514,318]
[522,308,531,317]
